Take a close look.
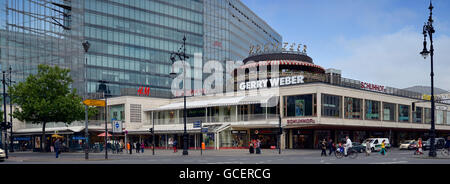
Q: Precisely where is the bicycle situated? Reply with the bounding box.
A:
[335,147,358,159]
[439,148,449,157]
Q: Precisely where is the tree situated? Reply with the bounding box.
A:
[8,64,86,152]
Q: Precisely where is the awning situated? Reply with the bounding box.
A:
[144,95,275,111]
[14,126,85,135]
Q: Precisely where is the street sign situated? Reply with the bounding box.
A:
[193,121,201,128]
[201,128,208,133]
[83,99,105,107]
[422,94,431,101]
[112,120,123,133]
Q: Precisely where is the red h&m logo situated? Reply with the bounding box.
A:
[137,86,150,96]
[213,41,222,47]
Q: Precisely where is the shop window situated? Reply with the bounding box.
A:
[321,94,341,118]
[285,94,314,117]
[383,102,396,122]
[447,111,450,125]
[425,108,431,124]
[398,105,410,122]
[344,97,362,119]
[413,107,423,123]
[436,110,444,125]
[365,100,380,120]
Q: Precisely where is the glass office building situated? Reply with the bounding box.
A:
[1,0,281,98]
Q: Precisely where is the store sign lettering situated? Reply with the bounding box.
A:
[137,86,150,96]
[287,118,315,124]
[239,75,304,90]
[360,82,385,93]
[249,42,307,55]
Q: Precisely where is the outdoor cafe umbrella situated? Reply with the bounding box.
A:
[97,132,112,137]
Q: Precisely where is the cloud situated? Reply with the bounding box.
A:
[328,27,450,91]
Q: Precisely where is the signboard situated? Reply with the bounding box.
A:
[422,94,431,101]
[249,42,307,55]
[83,99,105,107]
[436,106,448,111]
[193,121,202,128]
[72,136,86,140]
[360,82,385,93]
[287,118,315,125]
[137,86,150,96]
[201,128,208,133]
[112,120,123,133]
[239,75,304,90]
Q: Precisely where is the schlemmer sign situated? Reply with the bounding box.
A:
[360,82,385,93]
[239,75,304,90]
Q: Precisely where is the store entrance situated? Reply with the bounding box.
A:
[292,130,313,149]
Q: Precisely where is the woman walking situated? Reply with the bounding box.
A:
[380,140,387,156]
[321,139,327,157]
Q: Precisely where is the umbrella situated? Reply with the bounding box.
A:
[97,132,112,137]
[52,134,64,138]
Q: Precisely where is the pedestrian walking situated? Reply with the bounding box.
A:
[50,140,55,153]
[249,139,254,154]
[127,142,132,154]
[380,140,387,156]
[54,139,61,158]
[141,142,145,153]
[328,139,335,156]
[173,139,178,153]
[417,138,423,155]
[321,139,327,156]
[168,137,173,150]
[365,141,371,156]
[256,139,261,154]
[136,142,141,154]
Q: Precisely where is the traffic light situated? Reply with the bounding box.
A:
[412,102,416,112]
[149,128,153,134]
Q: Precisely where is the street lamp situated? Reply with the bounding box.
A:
[420,1,437,157]
[82,41,90,160]
[170,36,190,156]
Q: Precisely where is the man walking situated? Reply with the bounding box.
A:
[136,142,141,154]
[328,138,335,156]
[55,139,61,158]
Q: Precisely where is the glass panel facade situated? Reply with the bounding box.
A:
[321,94,341,118]
[436,110,444,125]
[383,102,396,122]
[425,108,431,124]
[413,107,423,123]
[398,105,410,122]
[344,97,362,119]
[365,100,380,120]
[285,94,314,117]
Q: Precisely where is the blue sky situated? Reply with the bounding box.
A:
[241,0,450,91]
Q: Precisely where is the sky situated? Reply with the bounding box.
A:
[241,0,450,91]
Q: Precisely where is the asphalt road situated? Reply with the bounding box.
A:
[1,148,449,164]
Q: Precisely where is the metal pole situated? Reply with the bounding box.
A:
[182,36,188,156]
[84,56,89,160]
[104,91,108,159]
[279,96,282,154]
[3,71,8,158]
[8,66,13,152]
[152,113,155,155]
[200,120,202,156]
[426,1,437,157]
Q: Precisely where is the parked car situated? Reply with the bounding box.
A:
[0,148,5,162]
[362,138,391,151]
[399,140,415,150]
[423,138,446,151]
[351,142,365,153]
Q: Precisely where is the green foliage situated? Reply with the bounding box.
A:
[8,64,85,124]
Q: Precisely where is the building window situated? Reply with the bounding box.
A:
[425,108,431,124]
[398,105,410,122]
[130,104,142,123]
[447,111,450,125]
[436,110,444,125]
[285,94,314,117]
[365,100,380,120]
[321,94,341,118]
[344,97,362,119]
[413,107,423,123]
[383,102,396,122]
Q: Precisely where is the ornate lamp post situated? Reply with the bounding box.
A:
[420,1,437,157]
[170,36,190,156]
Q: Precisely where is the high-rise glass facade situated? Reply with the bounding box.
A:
[1,0,281,98]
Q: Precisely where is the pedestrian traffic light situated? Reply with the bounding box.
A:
[149,128,153,133]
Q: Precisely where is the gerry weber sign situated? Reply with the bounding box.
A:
[239,75,305,90]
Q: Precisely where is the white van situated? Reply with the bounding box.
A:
[362,138,390,151]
